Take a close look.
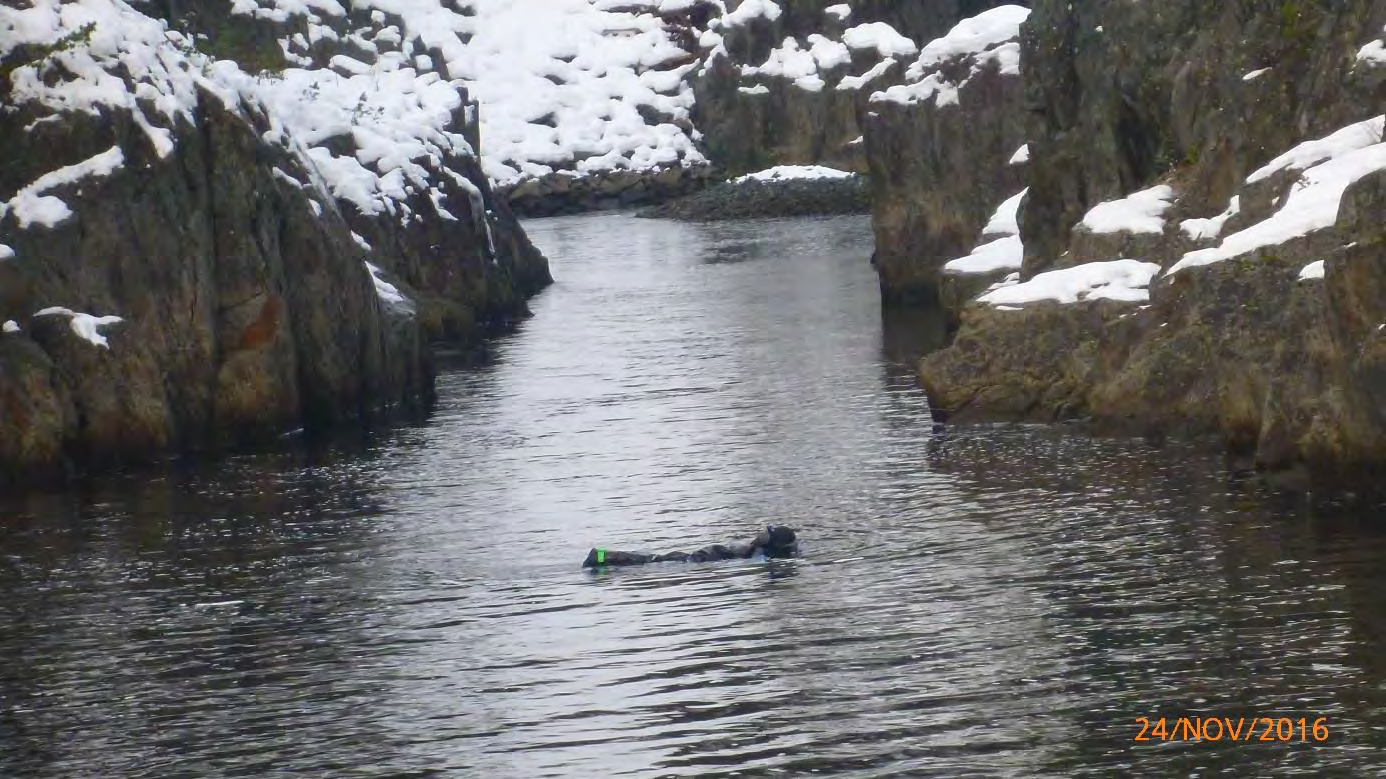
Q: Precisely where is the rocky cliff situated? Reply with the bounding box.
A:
[890,0,1386,484]
[0,0,550,486]
[470,0,991,215]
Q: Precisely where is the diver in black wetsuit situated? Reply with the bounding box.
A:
[582,525,799,568]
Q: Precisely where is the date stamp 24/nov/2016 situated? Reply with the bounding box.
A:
[1135,717,1329,743]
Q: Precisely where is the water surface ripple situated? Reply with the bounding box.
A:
[3,214,1386,777]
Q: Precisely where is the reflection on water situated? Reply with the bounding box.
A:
[2,213,1386,777]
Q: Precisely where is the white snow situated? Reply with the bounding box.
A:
[842,22,918,59]
[1170,117,1386,274]
[945,235,1022,275]
[1247,115,1385,183]
[364,262,415,314]
[836,58,896,91]
[983,188,1027,238]
[2,146,125,229]
[824,4,851,21]
[0,244,13,261]
[979,260,1162,306]
[1079,185,1174,235]
[945,189,1026,275]
[873,5,1029,107]
[1298,260,1325,281]
[749,37,824,80]
[1242,67,1270,81]
[807,34,852,71]
[448,0,706,184]
[1357,32,1386,66]
[2,321,18,333]
[34,307,123,348]
[738,84,771,95]
[1008,143,1030,165]
[0,0,499,231]
[731,165,856,183]
[1180,195,1241,241]
[724,0,782,27]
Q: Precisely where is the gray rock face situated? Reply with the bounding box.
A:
[0,0,549,486]
[914,0,1386,483]
[864,39,1027,307]
[694,0,994,178]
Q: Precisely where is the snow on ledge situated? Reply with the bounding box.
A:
[34,307,124,348]
[979,260,1161,306]
[724,0,782,27]
[872,5,1029,108]
[1180,195,1241,241]
[1079,185,1174,235]
[2,321,18,333]
[944,188,1026,275]
[842,23,918,59]
[2,146,125,230]
[365,262,415,314]
[731,165,857,184]
[1247,115,1385,184]
[825,4,851,21]
[945,235,1022,275]
[0,244,13,261]
[1008,143,1030,165]
[1169,118,1386,274]
[1298,260,1325,281]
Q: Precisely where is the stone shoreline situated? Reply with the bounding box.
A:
[636,175,870,222]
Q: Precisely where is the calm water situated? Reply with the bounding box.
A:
[3,213,1386,777]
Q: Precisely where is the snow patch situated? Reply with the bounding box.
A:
[2,321,18,333]
[979,260,1162,306]
[724,0,782,27]
[1247,115,1384,183]
[873,5,1029,107]
[945,235,1022,275]
[945,189,1026,276]
[0,244,13,261]
[842,22,917,59]
[824,4,851,21]
[1180,196,1241,241]
[2,146,125,230]
[1357,32,1386,67]
[1008,143,1030,165]
[34,307,123,348]
[983,188,1027,238]
[451,0,706,184]
[1298,260,1325,281]
[731,165,856,183]
[364,262,415,314]
[1242,67,1270,81]
[1079,185,1174,235]
[1170,118,1386,274]
[836,58,896,91]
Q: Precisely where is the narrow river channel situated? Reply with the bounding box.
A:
[2,213,1385,777]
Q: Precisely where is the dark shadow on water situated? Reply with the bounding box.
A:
[880,305,952,373]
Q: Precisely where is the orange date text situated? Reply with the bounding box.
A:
[1134,716,1328,743]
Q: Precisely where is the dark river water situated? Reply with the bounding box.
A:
[4,213,1386,777]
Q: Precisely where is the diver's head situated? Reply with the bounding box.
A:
[760,525,798,557]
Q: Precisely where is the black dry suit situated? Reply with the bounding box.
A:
[583,525,799,568]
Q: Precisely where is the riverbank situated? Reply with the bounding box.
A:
[638,165,869,221]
